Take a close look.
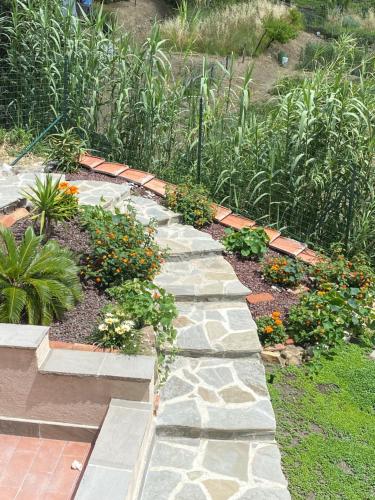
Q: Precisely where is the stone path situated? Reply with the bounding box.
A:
[138,198,290,498]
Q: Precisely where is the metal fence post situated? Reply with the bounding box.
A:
[197,95,204,184]
[62,55,69,124]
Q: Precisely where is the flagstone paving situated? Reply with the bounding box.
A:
[67,180,130,208]
[142,437,289,500]
[167,302,260,357]
[157,357,276,440]
[114,195,180,226]
[155,256,250,301]
[155,224,223,260]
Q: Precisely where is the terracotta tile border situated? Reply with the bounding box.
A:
[93,162,129,177]
[49,340,118,353]
[76,153,321,266]
[0,208,29,228]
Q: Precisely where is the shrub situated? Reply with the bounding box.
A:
[106,279,177,349]
[222,226,269,259]
[80,205,164,288]
[262,256,305,287]
[22,175,79,237]
[287,288,365,349]
[0,226,82,325]
[46,127,85,173]
[165,184,214,228]
[256,311,287,347]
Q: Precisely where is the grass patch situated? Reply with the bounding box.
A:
[268,344,375,499]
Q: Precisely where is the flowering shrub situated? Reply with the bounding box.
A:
[256,311,287,346]
[287,288,375,348]
[165,184,214,228]
[80,205,165,288]
[222,227,269,259]
[106,279,177,348]
[262,255,305,287]
[94,307,141,353]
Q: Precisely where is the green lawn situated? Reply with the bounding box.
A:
[268,345,375,500]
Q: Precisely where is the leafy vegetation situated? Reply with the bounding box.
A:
[268,344,375,499]
[46,127,85,173]
[0,226,81,325]
[256,311,287,346]
[262,256,305,287]
[165,183,214,228]
[80,205,164,288]
[22,175,79,237]
[222,226,269,259]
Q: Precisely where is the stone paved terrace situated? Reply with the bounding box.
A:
[0,434,91,499]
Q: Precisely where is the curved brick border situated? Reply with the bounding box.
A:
[78,153,322,265]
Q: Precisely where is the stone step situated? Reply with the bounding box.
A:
[114,195,180,226]
[155,223,223,260]
[141,436,290,500]
[163,302,261,358]
[76,399,154,500]
[154,256,250,301]
[156,357,276,440]
[68,180,131,208]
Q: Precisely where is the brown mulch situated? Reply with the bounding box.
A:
[10,216,107,344]
[201,222,300,319]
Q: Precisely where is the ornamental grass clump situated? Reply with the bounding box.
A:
[80,205,165,288]
[0,226,82,325]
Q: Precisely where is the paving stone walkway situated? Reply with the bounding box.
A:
[138,197,290,498]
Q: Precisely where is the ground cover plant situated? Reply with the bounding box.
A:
[262,255,305,287]
[222,226,269,259]
[165,183,214,228]
[256,311,287,346]
[0,226,82,324]
[268,344,375,499]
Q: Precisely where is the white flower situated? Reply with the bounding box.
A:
[98,324,108,331]
[105,317,115,325]
[115,325,125,335]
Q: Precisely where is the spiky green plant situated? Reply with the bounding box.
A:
[0,226,82,325]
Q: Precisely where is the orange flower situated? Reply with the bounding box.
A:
[116,268,121,273]
[272,311,281,318]
[264,326,273,334]
[139,258,145,264]
[95,277,101,283]
[153,292,161,300]
[145,248,153,257]
[58,181,69,190]
[67,185,79,195]
[122,258,128,264]
[274,319,282,326]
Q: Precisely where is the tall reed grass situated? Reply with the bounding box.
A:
[2,1,375,262]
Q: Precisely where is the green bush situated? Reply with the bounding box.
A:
[46,127,85,173]
[0,226,82,325]
[165,184,214,228]
[106,279,178,349]
[256,311,287,347]
[222,226,269,259]
[80,205,165,288]
[22,175,79,237]
[262,256,305,287]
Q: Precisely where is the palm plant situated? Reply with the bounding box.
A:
[0,226,82,325]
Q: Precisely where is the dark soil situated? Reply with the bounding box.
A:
[202,222,300,319]
[10,215,107,344]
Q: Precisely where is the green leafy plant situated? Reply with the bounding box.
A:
[0,226,82,325]
[106,279,178,349]
[46,127,85,173]
[262,255,305,287]
[256,311,287,346]
[222,226,269,259]
[80,205,165,288]
[165,184,214,228]
[94,306,141,354]
[22,175,79,237]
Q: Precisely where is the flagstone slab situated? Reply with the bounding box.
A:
[66,180,131,207]
[155,256,250,301]
[163,302,260,357]
[157,357,275,439]
[141,437,290,500]
[115,196,180,226]
[155,223,224,260]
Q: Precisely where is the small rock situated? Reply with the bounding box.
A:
[369,350,375,361]
[271,285,283,293]
[71,460,82,471]
[288,285,309,295]
[261,350,283,365]
[285,338,295,345]
[281,345,305,366]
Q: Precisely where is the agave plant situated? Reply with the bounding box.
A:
[0,226,82,325]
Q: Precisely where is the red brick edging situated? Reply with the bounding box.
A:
[78,153,321,266]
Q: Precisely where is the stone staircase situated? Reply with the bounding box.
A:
[134,196,291,499]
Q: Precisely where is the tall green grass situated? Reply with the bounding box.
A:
[2,1,375,263]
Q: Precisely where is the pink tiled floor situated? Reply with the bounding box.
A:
[0,434,91,499]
